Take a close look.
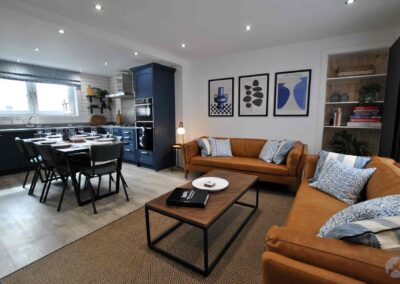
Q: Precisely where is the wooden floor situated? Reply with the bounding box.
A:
[0,163,192,278]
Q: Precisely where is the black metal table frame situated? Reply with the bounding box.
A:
[145,184,259,277]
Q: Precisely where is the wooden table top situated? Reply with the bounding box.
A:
[145,170,258,228]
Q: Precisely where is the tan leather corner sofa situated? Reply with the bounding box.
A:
[262,155,400,284]
[182,138,308,188]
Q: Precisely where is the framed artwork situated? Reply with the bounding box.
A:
[208,77,234,117]
[274,69,311,116]
[238,73,269,116]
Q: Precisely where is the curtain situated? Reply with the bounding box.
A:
[0,60,81,87]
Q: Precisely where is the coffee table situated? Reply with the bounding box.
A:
[145,169,259,276]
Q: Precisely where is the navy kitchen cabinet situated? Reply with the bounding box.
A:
[131,63,176,170]
[121,128,136,163]
[0,130,35,175]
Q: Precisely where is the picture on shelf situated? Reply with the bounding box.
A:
[274,69,311,116]
[208,77,234,117]
[238,73,269,116]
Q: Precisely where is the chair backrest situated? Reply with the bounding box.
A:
[34,144,58,169]
[90,143,123,163]
[15,137,26,155]
[23,141,39,160]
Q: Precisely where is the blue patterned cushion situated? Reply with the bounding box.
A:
[310,159,376,205]
[272,140,295,164]
[196,138,211,157]
[318,195,400,237]
[208,138,232,157]
[311,150,371,182]
[323,216,400,249]
[259,140,280,163]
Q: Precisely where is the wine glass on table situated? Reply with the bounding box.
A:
[90,127,97,137]
[36,125,44,138]
[78,125,85,135]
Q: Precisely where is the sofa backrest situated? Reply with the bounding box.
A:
[365,156,400,199]
[229,138,267,158]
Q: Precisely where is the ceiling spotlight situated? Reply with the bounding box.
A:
[104,62,108,66]
[245,25,252,31]
[94,4,103,10]
[181,43,186,48]
[58,29,65,34]
[134,51,139,56]
[345,0,355,4]
[17,59,21,63]
[34,48,40,52]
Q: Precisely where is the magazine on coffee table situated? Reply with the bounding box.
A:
[166,188,209,208]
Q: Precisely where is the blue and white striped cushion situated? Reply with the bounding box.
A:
[310,159,376,205]
[310,150,371,182]
[323,216,400,250]
[272,140,295,164]
[196,138,211,157]
[259,140,280,163]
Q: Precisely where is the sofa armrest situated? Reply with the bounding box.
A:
[304,155,319,180]
[182,140,199,166]
[266,226,398,284]
[286,142,304,177]
[262,251,364,284]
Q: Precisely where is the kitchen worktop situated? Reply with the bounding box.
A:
[0,124,136,133]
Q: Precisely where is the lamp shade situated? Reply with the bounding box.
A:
[177,121,185,135]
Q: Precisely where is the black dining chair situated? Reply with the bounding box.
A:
[81,142,129,203]
[15,138,46,195]
[35,144,97,213]
[15,138,37,190]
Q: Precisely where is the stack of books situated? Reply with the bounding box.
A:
[347,106,381,128]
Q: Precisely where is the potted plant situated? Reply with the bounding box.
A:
[358,83,381,105]
[93,88,112,111]
[330,130,371,156]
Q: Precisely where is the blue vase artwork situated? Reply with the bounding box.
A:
[275,70,311,116]
[214,86,228,109]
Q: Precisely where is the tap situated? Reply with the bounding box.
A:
[26,115,36,127]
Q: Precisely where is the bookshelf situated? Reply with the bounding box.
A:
[322,49,389,154]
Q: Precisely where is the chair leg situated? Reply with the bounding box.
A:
[29,169,39,195]
[40,170,50,203]
[120,172,129,202]
[57,177,67,212]
[109,174,112,192]
[121,173,128,189]
[43,171,54,203]
[97,175,102,197]
[87,179,97,214]
[39,169,45,183]
[23,170,30,189]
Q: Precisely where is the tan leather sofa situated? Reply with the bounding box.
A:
[263,155,400,284]
[182,138,308,188]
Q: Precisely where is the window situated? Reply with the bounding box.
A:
[0,79,30,112]
[0,79,78,116]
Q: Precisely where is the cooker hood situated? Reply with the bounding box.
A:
[106,73,135,99]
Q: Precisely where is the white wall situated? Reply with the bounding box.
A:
[183,28,398,154]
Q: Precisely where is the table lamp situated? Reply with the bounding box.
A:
[177,121,185,144]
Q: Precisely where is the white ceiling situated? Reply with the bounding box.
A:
[0,0,399,76]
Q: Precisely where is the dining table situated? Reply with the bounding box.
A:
[23,135,127,207]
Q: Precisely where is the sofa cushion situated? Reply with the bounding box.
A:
[259,140,280,163]
[273,140,295,164]
[309,159,376,205]
[318,195,400,237]
[366,156,400,199]
[195,137,211,157]
[208,138,233,157]
[311,150,371,182]
[190,156,289,176]
[286,181,348,235]
[323,216,400,250]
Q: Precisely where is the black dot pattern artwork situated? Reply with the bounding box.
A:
[210,103,232,115]
[243,80,264,108]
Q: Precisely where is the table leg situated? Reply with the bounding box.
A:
[204,228,209,276]
[145,207,151,247]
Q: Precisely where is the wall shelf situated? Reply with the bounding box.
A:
[322,49,389,154]
[325,101,384,105]
[327,73,387,82]
[324,126,381,130]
